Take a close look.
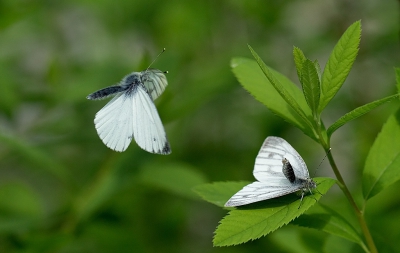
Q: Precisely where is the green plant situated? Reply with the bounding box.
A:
[194,20,400,253]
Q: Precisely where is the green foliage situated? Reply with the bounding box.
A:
[327,94,399,137]
[396,67,400,94]
[300,59,320,116]
[319,21,361,113]
[362,109,400,200]
[231,56,315,140]
[293,205,364,247]
[293,46,306,81]
[249,45,313,130]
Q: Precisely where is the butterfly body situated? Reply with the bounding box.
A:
[225,136,316,207]
[87,69,171,154]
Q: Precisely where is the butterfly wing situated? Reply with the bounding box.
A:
[131,84,171,155]
[94,92,133,152]
[254,136,309,182]
[225,181,301,207]
[141,69,168,101]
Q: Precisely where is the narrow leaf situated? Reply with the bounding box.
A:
[319,21,361,112]
[231,57,314,139]
[293,46,306,81]
[293,205,363,245]
[301,59,320,115]
[213,178,335,246]
[363,108,400,200]
[248,45,314,134]
[327,94,399,137]
[193,181,250,207]
[395,67,400,95]
[314,59,322,81]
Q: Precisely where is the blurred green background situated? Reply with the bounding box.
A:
[0,1,399,252]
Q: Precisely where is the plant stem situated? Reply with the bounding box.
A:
[325,149,377,253]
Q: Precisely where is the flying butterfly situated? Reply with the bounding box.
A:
[225,136,317,208]
[87,49,171,154]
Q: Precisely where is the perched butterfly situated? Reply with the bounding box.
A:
[87,68,171,154]
[225,136,316,207]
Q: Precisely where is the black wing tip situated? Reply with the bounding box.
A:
[159,142,171,155]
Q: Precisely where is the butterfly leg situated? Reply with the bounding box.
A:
[298,190,305,209]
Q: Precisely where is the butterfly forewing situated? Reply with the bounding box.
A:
[254,137,309,182]
[141,69,168,101]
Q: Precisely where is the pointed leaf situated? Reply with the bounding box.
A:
[327,94,399,137]
[193,181,250,207]
[247,45,314,135]
[213,178,335,246]
[395,67,400,95]
[314,59,322,81]
[293,46,306,81]
[231,57,314,139]
[319,21,361,112]
[301,59,320,115]
[293,204,363,245]
[363,108,400,200]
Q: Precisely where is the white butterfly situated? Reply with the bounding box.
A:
[225,136,316,207]
[87,69,171,154]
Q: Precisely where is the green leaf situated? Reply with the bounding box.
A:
[213,178,336,246]
[319,21,361,112]
[193,181,250,207]
[293,46,306,81]
[231,57,315,140]
[363,108,400,200]
[314,59,322,81]
[140,162,208,200]
[395,67,400,95]
[292,205,363,246]
[327,94,399,137]
[301,59,320,115]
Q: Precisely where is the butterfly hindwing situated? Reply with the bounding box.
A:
[131,84,171,155]
[94,92,133,152]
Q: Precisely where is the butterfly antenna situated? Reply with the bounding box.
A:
[145,48,166,72]
[312,148,331,178]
